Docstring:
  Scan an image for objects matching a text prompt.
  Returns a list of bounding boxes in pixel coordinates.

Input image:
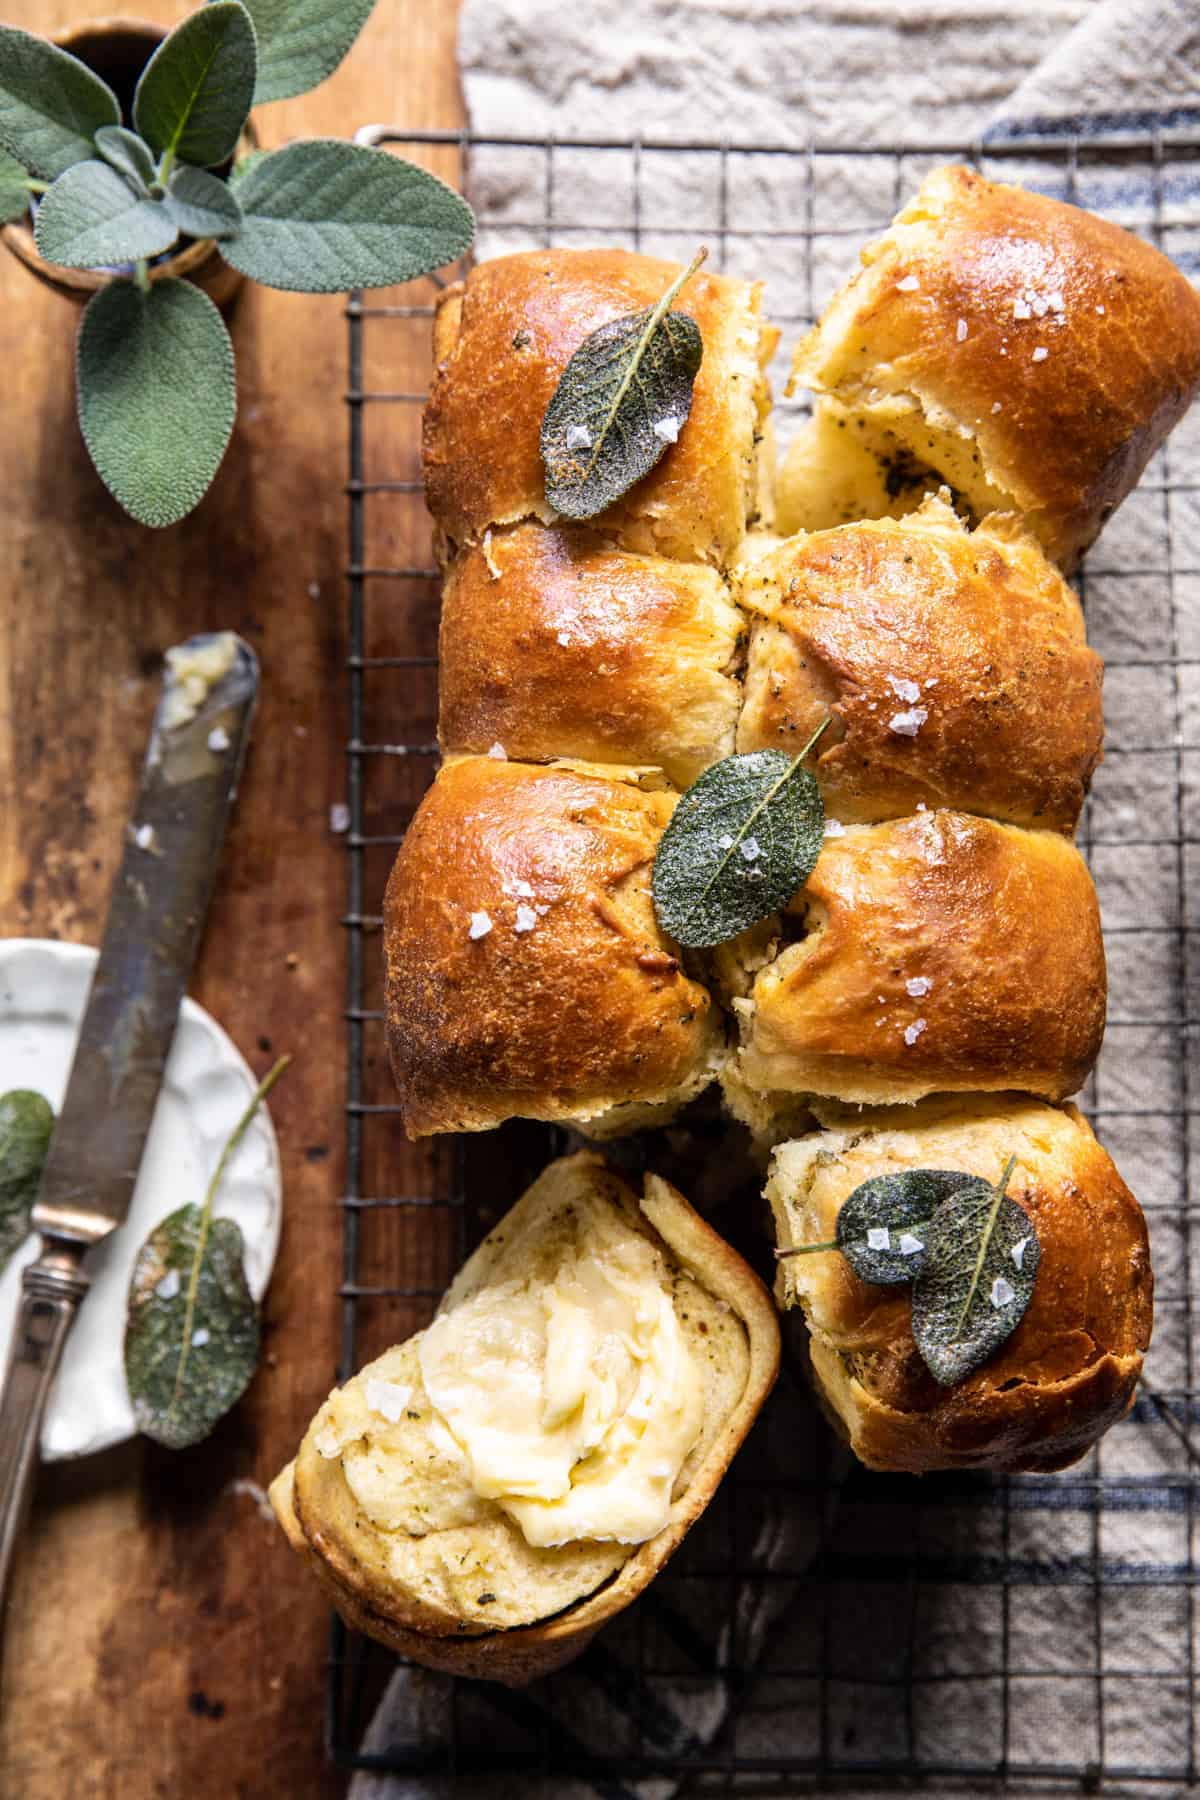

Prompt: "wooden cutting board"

[0,5,462,1795]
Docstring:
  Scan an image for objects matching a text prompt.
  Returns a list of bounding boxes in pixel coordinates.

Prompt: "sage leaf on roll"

[0,1089,53,1277]
[911,1156,1040,1386]
[651,721,828,949]
[124,1055,288,1450]
[778,1156,1041,1387]
[779,1168,979,1286]
[541,247,707,520]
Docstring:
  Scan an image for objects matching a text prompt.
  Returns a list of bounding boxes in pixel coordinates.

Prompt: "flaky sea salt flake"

[565,423,593,450]
[366,1378,413,1423]
[468,911,493,940]
[1031,346,1049,363]
[906,976,933,997]
[514,905,538,933]
[895,274,920,292]
[653,415,681,443]
[899,1233,924,1257]
[867,1227,891,1251]
[888,707,928,738]
[990,1276,1016,1309]
[903,1018,927,1046]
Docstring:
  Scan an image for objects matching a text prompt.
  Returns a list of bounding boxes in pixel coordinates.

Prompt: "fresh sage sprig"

[0,3,475,526]
[652,720,829,949]
[124,1054,288,1449]
[0,1089,53,1278]
[541,246,707,520]
[779,1156,1041,1387]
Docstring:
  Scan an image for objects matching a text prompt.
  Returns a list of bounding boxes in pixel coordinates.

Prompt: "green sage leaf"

[234,0,377,104]
[0,25,119,180]
[165,163,242,240]
[222,138,474,292]
[780,1168,980,1285]
[124,1055,288,1449]
[76,277,236,528]
[911,1157,1041,1386]
[93,125,157,194]
[134,1,257,170]
[0,1090,53,1277]
[651,724,828,949]
[540,248,706,521]
[36,160,178,270]
[0,146,30,224]
[124,1204,259,1448]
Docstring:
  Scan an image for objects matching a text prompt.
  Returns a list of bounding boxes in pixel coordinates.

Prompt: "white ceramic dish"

[0,938,282,1460]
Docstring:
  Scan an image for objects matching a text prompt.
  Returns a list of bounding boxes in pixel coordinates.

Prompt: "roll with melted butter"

[270,1153,780,1685]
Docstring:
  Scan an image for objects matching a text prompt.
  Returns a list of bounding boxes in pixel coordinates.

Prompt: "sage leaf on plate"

[77,276,236,528]
[911,1156,1041,1386]
[0,25,120,180]
[235,0,377,104]
[36,160,178,270]
[0,147,30,225]
[134,1,257,171]
[124,1056,288,1450]
[652,721,828,949]
[778,1168,979,1285]
[165,164,243,240]
[222,139,474,291]
[93,125,157,195]
[0,1089,53,1278]
[541,247,706,521]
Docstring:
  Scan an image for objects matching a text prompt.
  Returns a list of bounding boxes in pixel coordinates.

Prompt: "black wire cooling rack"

[332,129,1200,1790]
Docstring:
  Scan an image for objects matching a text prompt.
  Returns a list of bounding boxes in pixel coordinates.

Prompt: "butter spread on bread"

[418,1209,704,1547]
[270,1153,781,1684]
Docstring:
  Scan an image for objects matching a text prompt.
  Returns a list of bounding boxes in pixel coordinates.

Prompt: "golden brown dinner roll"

[438,522,745,788]
[384,756,724,1137]
[736,493,1103,832]
[423,248,777,565]
[767,1096,1152,1472]
[722,809,1105,1108]
[781,164,1200,567]
[271,1152,781,1683]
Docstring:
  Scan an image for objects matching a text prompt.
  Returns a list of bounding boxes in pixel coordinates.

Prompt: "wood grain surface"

[0,5,462,1794]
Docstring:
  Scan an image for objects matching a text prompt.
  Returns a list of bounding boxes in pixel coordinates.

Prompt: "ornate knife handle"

[0,1243,90,1629]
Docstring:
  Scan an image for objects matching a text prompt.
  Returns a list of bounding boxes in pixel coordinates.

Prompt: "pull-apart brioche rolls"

[384,757,723,1138]
[781,164,1200,568]
[423,248,778,565]
[270,1152,780,1684]
[722,809,1105,1110]
[767,1096,1152,1473]
[736,494,1103,833]
[439,522,745,788]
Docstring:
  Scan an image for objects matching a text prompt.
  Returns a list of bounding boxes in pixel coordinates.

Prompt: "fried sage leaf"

[124,1056,288,1449]
[652,723,828,949]
[541,246,706,521]
[779,1168,980,1285]
[0,1089,53,1277]
[911,1157,1041,1386]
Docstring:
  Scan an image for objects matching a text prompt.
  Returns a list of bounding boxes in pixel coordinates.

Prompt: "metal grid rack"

[333,129,1200,1789]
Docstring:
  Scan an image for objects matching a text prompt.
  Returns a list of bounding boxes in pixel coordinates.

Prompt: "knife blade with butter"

[0,631,259,1625]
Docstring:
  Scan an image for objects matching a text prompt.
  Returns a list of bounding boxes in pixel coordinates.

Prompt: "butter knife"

[0,632,259,1625]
